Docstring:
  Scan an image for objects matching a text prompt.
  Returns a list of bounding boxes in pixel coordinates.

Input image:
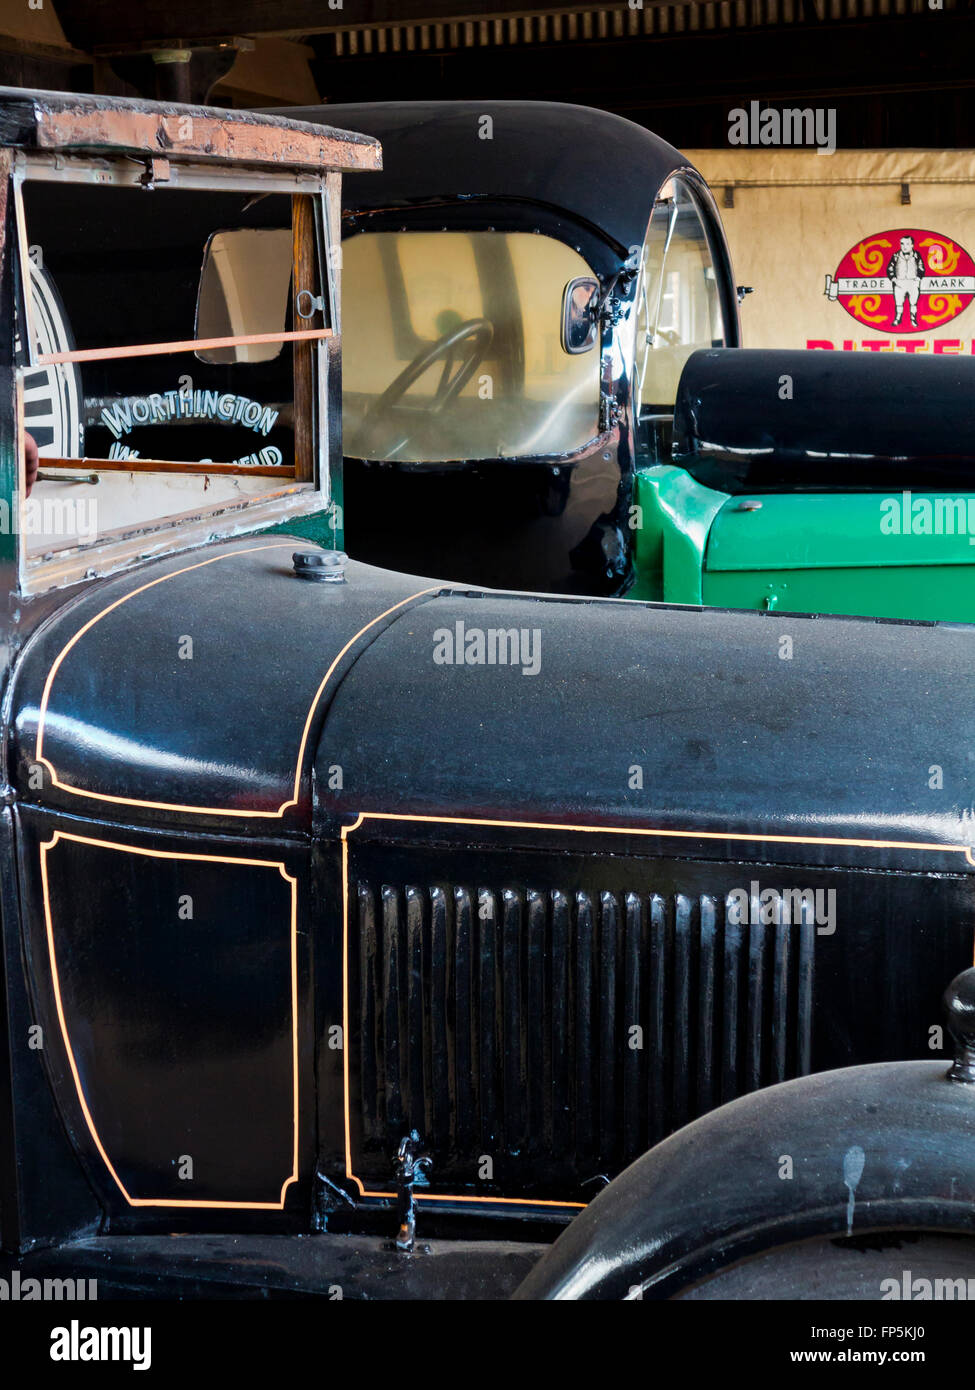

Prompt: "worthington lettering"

[100,389,279,440]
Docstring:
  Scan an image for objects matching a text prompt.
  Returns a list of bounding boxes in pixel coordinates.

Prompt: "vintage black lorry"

[1,87,975,1300]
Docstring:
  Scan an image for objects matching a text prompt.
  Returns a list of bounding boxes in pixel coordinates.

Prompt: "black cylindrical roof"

[285,100,694,258]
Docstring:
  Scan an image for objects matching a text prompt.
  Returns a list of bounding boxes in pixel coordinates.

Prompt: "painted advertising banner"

[687,149,975,356]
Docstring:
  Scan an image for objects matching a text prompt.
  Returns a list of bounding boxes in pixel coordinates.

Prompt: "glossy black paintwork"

[7,548,975,1236]
[16,808,314,1214]
[334,835,971,1206]
[19,536,968,872]
[9,541,440,834]
[318,585,975,868]
[515,1057,975,1299]
[3,94,975,1295]
[0,807,102,1251]
[513,969,975,1299]
[286,101,692,269]
[3,539,975,1265]
[675,347,975,493]
[16,547,975,867]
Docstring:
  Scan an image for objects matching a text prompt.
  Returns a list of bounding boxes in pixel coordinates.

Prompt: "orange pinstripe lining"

[38,812,975,1216]
[34,552,975,1212]
[33,544,438,817]
[42,831,299,1210]
[339,811,975,1212]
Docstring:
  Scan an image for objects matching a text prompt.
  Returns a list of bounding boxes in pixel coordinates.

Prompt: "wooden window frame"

[14,158,337,596]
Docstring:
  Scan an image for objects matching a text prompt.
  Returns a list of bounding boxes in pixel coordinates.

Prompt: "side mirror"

[561,276,600,354]
[195,227,293,364]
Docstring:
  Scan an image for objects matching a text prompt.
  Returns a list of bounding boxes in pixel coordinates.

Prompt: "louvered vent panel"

[348,873,815,1202]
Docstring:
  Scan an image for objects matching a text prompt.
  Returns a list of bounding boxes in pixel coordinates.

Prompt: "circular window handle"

[295,289,325,320]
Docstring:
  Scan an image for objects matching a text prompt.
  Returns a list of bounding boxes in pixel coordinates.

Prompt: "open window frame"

[12,150,340,596]
[631,167,740,454]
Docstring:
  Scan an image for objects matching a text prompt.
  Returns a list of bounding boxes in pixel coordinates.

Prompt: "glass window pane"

[21,183,296,352]
[196,228,293,363]
[23,346,300,559]
[342,230,601,463]
[19,183,322,565]
[81,349,294,468]
[635,178,726,417]
[20,185,301,468]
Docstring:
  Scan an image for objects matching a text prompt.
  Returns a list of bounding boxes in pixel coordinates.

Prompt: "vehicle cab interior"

[292,100,740,599]
[342,229,602,465]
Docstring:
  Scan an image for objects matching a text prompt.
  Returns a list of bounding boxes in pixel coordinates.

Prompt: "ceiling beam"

[54,0,686,48]
[311,13,975,108]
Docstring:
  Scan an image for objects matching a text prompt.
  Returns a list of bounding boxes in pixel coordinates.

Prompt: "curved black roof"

[283,100,695,259]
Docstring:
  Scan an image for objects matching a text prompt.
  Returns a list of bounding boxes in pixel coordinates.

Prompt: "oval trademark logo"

[823,228,975,333]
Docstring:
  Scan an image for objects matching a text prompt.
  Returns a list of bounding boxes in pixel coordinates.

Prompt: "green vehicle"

[630,344,975,624]
[283,100,975,624]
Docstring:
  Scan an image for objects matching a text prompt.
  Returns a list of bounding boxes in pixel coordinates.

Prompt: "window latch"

[295,289,326,320]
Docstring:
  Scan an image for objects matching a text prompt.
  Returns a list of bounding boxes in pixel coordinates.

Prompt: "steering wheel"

[356,317,493,458]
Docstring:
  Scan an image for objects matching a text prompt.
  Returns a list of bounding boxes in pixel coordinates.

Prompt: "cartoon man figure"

[887,234,926,328]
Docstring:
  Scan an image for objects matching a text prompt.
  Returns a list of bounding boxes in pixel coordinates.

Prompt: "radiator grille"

[348,874,815,1202]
